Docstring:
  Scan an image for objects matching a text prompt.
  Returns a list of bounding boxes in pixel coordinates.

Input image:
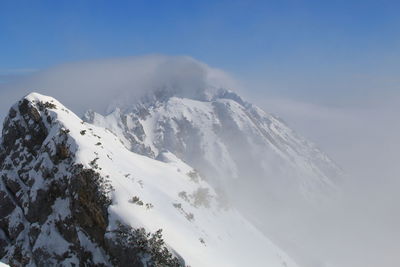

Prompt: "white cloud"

[0,55,238,123]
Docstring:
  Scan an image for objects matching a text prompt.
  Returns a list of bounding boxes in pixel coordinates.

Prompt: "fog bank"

[251,96,400,267]
[0,55,399,267]
[0,55,237,124]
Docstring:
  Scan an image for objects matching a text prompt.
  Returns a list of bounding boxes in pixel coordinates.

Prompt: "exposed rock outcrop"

[0,95,184,266]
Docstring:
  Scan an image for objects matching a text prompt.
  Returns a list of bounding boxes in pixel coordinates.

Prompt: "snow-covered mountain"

[84,88,340,208]
[0,93,299,266]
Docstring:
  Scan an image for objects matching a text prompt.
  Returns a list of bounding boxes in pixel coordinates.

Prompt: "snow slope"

[85,89,340,204]
[0,93,299,267]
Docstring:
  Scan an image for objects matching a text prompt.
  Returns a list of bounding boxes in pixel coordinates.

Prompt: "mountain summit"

[85,88,340,208]
[0,93,298,266]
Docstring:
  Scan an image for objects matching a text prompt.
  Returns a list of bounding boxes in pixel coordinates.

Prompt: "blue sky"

[1,0,400,105]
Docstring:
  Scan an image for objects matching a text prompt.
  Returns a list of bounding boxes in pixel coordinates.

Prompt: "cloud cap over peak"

[0,55,238,120]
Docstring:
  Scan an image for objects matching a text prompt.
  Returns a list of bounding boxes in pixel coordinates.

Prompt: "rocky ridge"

[0,93,298,267]
[85,88,340,204]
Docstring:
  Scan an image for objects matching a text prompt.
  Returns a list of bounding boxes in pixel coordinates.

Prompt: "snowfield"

[85,89,340,205]
[0,93,299,267]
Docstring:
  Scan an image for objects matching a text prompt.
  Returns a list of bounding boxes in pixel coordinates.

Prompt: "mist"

[249,95,400,267]
[0,55,237,126]
[0,55,399,267]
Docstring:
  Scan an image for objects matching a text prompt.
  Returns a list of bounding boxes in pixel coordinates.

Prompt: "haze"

[1,1,399,267]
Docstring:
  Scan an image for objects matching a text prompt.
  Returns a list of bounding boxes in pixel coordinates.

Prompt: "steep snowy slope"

[85,88,340,204]
[0,93,299,267]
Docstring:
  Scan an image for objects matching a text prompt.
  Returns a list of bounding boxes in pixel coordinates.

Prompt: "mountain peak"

[0,93,298,267]
[86,88,339,202]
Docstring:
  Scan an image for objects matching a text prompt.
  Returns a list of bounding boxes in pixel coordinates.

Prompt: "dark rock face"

[2,100,47,157]
[0,97,185,266]
[0,98,108,266]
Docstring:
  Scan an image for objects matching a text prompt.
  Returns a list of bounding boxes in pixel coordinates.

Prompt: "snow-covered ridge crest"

[85,87,341,205]
[0,92,299,267]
